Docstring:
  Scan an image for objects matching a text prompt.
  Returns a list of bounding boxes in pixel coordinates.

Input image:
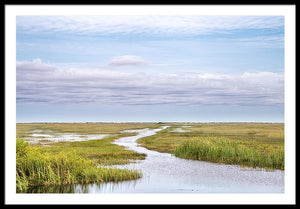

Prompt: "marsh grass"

[16,123,154,192]
[16,139,142,193]
[173,137,284,170]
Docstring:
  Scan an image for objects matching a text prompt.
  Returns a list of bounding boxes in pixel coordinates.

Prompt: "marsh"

[16,123,284,193]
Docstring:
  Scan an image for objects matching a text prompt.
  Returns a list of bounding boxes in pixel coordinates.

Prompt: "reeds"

[16,139,142,193]
[173,137,284,170]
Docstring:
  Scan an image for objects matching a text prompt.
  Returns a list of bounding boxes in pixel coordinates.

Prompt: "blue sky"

[16,15,284,122]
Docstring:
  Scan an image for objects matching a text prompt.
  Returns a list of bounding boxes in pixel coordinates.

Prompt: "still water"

[28,126,284,193]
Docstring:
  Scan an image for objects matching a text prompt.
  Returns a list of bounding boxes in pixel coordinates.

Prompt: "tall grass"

[16,139,142,193]
[174,137,284,170]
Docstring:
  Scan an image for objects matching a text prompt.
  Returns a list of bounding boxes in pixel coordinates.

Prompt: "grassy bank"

[16,123,161,193]
[16,139,142,193]
[173,137,284,170]
[137,123,284,170]
[39,133,147,166]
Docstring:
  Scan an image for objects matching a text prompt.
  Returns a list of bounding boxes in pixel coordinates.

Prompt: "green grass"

[173,137,284,170]
[137,123,284,170]
[16,139,142,193]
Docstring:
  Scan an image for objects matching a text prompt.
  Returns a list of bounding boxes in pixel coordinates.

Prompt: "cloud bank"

[16,59,284,106]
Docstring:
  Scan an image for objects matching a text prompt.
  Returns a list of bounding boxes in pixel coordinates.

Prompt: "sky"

[16,15,284,123]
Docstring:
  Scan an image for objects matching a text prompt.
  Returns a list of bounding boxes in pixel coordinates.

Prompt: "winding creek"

[27,126,284,193]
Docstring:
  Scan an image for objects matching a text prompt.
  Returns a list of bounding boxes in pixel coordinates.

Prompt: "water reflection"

[27,180,141,193]
[27,184,77,193]
[84,180,140,193]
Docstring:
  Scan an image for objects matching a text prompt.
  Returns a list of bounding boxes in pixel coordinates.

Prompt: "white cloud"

[16,15,284,36]
[108,55,148,66]
[16,59,284,106]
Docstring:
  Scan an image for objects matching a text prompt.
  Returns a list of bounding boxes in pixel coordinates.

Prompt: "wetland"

[16,122,284,193]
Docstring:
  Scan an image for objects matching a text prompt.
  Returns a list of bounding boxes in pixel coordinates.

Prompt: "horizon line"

[16,121,284,124]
